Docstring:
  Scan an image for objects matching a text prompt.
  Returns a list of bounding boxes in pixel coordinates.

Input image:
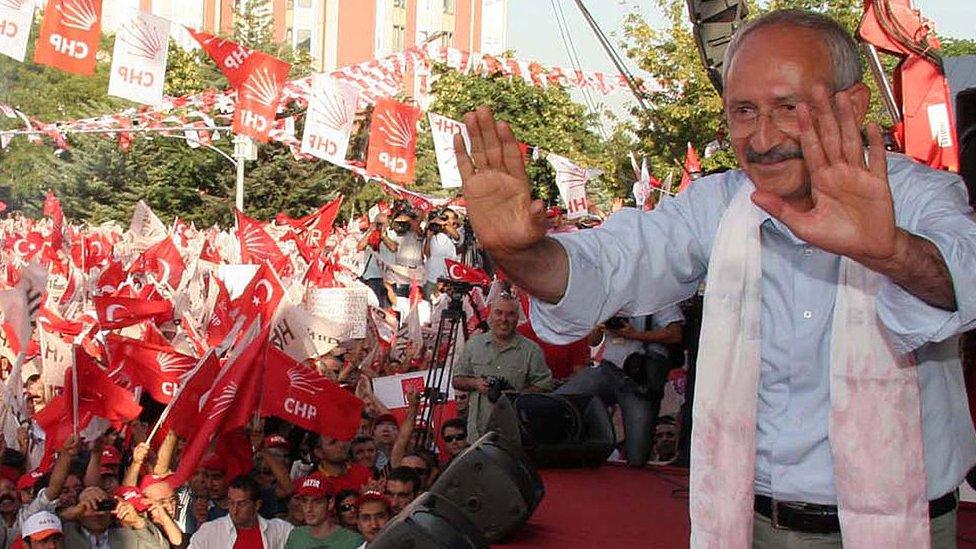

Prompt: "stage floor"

[502,464,976,548]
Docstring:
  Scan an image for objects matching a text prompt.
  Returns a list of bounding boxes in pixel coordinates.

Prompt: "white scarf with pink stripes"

[689,182,930,547]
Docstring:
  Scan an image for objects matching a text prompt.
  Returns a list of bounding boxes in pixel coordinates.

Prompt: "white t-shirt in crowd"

[425,232,458,283]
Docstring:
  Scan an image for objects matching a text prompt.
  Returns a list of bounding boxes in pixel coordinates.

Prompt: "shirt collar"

[737,171,809,246]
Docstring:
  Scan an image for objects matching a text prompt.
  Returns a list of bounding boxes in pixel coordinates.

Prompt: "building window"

[393,24,405,50]
[443,0,455,14]
[298,0,312,6]
[297,29,311,52]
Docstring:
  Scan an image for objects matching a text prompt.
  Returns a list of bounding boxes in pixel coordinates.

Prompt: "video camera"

[485,375,513,403]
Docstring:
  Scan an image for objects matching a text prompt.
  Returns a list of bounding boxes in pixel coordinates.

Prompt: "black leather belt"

[754,492,957,534]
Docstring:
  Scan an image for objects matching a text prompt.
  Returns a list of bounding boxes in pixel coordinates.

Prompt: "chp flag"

[34,0,103,76]
[300,75,359,166]
[366,97,420,184]
[108,10,170,106]
[427,112,471,189]
[186,28,252,88]
[232,51,291,143]
[547,153,601,220]
[0,0,35,62]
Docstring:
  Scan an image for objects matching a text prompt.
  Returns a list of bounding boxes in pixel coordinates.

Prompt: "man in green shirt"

[453,293,554,441]
[284,473,364,549]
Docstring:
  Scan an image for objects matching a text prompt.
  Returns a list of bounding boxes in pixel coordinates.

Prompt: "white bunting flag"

[0,0,34,62]
[300,75,359,166]
[108,10,170,106]
[547,153,600,219]
[428,112,471,189]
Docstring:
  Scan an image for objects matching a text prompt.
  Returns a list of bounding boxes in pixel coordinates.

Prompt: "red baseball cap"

[114,486,150,513]
[263,434,291,450]
[374,414,399,427]
[355,490,391,508]
[100,447,122,466]
[16,470,44,491]
[138,473,172,492]
[0,465,21,484]
[293,473,333,499]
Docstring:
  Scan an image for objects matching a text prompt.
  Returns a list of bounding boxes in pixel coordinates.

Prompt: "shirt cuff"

[876,280,959,355]
[529,235,608,345]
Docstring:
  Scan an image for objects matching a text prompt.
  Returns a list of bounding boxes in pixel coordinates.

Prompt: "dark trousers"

[556,356,670,467]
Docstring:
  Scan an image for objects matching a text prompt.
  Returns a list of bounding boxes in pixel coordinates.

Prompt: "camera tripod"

[414,279,479,452]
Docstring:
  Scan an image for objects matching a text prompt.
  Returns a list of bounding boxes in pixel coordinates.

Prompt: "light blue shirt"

[530,153,976,504]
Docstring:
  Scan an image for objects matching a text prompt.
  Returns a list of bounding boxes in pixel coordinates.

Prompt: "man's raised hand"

[454,107,547,256]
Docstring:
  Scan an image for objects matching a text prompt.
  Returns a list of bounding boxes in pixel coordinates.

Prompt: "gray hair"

[721,9,863,92]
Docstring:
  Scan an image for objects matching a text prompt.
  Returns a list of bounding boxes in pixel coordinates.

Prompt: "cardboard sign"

[214,264,259,300]
[39,327,73,386]
[303,287,368,339]
[372,370,455,408]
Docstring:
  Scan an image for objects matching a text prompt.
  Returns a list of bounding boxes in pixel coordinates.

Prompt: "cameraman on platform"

[423,208,460,299]
[452,293,553,442]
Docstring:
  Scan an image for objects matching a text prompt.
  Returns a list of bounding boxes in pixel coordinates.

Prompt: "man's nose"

[750,113,786,154]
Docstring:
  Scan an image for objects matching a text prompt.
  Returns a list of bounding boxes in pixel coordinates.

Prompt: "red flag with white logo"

[34,0,103,76]
[444,259,492,287]
[186,27,252,88]
[157,350,221,441]
[235,210,290,275]
[170,323,268,488]
[94,295,173,329]
[232,51,291,143]
[106,334,195,404]
[0,0,35,62]
[366,98,420,184]
[275,196,343,258]
[260,347,363,440]
[108,10,169,106]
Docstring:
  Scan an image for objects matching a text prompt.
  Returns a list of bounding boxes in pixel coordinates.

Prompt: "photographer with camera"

[58,486,169,547]
[385,202,425,306]
[422,208,460,300]
[452,293,553,442]
[555,306,684,467]
[357,211,398,309]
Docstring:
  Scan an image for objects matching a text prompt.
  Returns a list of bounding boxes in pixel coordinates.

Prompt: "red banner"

[366,97,420,184]
[34,0,103,76]
[186,28,252,88]
[231,51,291,143]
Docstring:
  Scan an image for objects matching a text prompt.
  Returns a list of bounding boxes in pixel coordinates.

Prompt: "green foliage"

[940,37,976,58]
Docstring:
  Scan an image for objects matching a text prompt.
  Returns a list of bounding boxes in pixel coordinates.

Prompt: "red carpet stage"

[502,464,976,548]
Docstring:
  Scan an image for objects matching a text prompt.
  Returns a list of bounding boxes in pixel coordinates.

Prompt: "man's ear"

[850,82,872,126]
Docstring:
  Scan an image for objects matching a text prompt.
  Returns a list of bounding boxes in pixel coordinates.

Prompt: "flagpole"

[71,355,79,437]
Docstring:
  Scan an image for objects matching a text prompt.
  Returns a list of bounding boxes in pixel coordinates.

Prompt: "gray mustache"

[746,146,803,164]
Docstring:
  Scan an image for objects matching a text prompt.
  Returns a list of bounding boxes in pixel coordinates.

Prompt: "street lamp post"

[232,135,258,212]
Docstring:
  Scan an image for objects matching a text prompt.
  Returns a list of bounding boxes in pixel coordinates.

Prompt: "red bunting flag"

[232,51,291,143]
[260,347,363,440]
[186,28,252,88]
[366,98,420,184]
[34,0,103,76]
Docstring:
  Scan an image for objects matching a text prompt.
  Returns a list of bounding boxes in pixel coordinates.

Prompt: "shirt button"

[802,311,813,319]
[803,248,813,256]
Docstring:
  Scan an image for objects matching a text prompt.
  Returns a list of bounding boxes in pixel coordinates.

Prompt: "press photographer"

[422,207,460,299]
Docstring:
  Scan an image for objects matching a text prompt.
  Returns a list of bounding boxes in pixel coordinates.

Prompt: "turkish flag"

[170,324,269,488]
[235,210,290,275]
[677,142,702,194]
[444,259,492,287]
[106,334,195,404]
[43,191,64,250]
[96,260,127,294]
[233,263,284,331]
[130,236,184,289]
[186,28,252,88]
[260,347,363,440]
[231,51,291,143]
[366,98,420,183]
[34,0,103,76]
[94,295,173,329]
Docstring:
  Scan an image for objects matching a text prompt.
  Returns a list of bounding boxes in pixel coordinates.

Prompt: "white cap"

[22,511,62,541]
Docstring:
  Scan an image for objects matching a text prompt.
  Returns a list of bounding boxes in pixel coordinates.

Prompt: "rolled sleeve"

[879,162,976,353]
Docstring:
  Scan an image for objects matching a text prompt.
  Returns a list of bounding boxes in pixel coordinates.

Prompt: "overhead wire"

[549,0,610,140]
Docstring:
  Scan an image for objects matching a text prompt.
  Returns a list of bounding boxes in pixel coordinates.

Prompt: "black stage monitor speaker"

[515,393,615,468]
[430,431,544,543]
[369,492,489,549]
[956,88,976,206]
